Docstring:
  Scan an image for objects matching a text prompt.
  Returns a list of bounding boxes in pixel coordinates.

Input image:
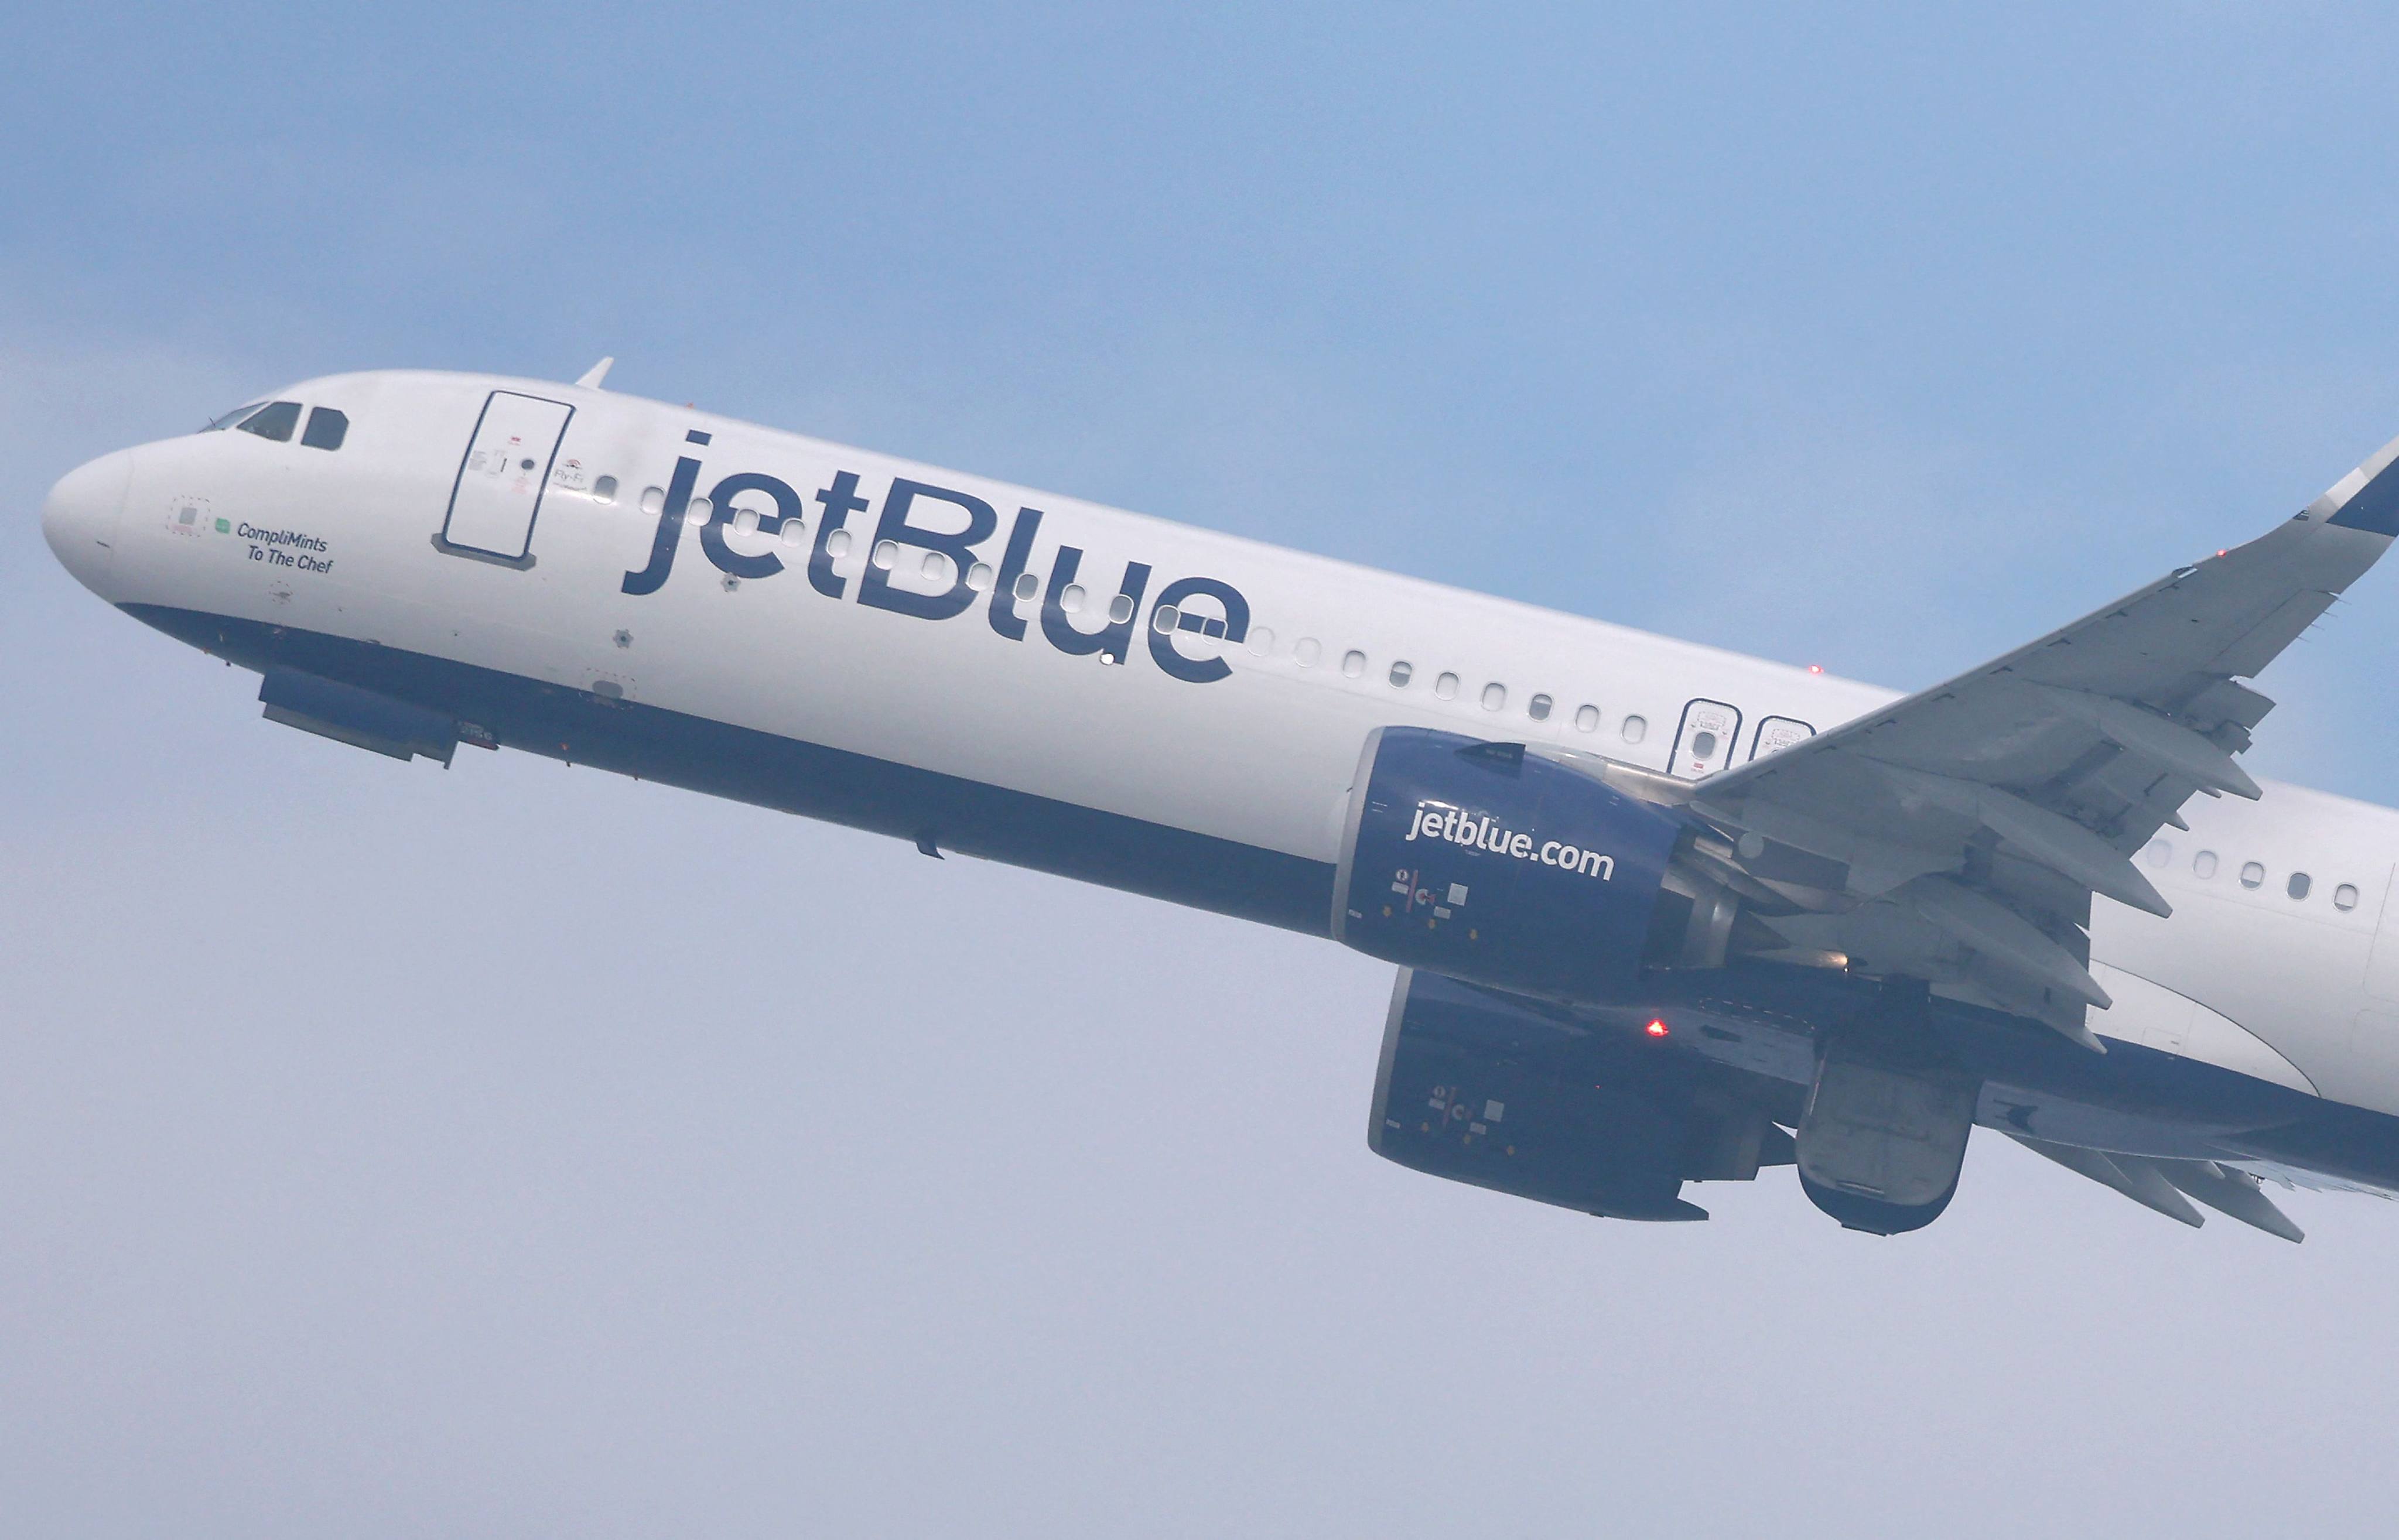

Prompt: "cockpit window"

[302,406,349,451]
[235,401,302,443]
[203,401,266,432]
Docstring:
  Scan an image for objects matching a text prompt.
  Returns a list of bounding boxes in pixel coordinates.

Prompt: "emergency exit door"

[1749,715,1816,761]
[1669,698,1742,779]
[439,390,574,563]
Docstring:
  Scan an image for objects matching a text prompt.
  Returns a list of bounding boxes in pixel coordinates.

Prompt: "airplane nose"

[43,450,132,594]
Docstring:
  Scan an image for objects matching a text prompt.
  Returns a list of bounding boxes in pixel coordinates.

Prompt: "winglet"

[576,356,616,390]
[2316,429,2399,536]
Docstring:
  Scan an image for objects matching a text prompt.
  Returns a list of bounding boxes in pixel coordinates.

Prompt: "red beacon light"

[1807,664,1823,675]
[1645,1019,1670,1038]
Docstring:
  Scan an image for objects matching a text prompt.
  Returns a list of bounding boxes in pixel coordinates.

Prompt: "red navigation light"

[1645,1019,1669,1038]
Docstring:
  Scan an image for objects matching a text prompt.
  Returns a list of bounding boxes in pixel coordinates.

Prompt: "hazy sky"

[9,5,2399,1534]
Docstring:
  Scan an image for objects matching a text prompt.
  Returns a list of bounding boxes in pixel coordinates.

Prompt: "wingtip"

[2316,429,2399,536]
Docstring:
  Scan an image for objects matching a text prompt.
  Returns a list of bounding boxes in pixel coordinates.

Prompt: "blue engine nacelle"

[1369,969,1792,1221]
[1332,727,1689,1003]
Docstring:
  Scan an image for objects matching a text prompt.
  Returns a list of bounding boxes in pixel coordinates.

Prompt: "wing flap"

[2010,1135,2206,1227]
[2155,1159,2305,1242]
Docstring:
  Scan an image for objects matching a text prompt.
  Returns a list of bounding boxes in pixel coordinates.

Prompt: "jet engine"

[1369,968,1793,1220]
[1332,726,1807,1003]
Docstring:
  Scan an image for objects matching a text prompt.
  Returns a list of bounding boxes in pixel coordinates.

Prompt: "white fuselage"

[45,370,2399,1124]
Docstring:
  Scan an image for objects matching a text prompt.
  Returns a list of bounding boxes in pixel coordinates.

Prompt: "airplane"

[42,357,2399,1241]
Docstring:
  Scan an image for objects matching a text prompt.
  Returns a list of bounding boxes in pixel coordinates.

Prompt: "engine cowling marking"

[1334,727,1687,1002]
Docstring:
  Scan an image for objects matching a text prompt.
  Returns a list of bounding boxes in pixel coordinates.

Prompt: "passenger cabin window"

[1341,649,1366,679]
[1574,704,1601,733]
[300,406,348,450]
[2193,851,2218,879]
[1296,638,1321,667]
[593,475,619,504]
[236,401,302,442]
[2289,872,2312,901]
[1389,661,1413,687]
[1528,693,1553,721]
[2338,884,2361,911]
[1621,715,1648,744]
[1481,682,1506,711]
[1434,672,1460,700]
[1153,605,1180,634]
[2240,861,2265,889]
[2143,840,2171,867]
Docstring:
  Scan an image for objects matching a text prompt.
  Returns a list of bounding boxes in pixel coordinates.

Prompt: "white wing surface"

[1691,433,2399,1047]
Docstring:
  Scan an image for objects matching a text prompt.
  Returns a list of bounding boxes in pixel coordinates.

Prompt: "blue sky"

[9,5,2399,1534]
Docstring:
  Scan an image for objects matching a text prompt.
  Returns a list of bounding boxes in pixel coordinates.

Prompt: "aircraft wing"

[1691,432,2399,1048]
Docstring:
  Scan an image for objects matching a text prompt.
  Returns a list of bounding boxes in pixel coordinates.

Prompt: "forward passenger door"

[437,390,575,566]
